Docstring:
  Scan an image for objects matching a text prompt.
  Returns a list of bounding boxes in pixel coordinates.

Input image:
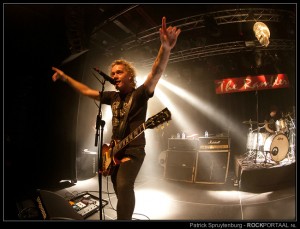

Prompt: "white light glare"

[253,22,270,47]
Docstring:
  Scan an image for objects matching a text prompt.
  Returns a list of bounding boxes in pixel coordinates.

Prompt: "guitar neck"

[113,123,146,155]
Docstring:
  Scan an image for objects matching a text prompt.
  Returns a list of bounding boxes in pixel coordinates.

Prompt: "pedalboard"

[69,192,108,219]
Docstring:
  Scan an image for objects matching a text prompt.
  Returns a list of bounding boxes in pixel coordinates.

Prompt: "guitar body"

[101,141,122,177]
[100,107,172,177]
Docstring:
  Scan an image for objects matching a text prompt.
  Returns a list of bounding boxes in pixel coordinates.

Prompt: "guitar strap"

[116,90,135,140]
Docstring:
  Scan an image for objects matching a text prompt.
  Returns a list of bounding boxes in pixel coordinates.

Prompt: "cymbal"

[284,112,294,118]
[242,120,258,125]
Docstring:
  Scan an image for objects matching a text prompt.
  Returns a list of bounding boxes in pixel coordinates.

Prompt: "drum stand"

[251,90,277,166]
[286,129,296,162]
[286,113,296,162]
[253,126,267,164]
[244,125,257,164]
[261,150,276,166]
[253,89,261,165]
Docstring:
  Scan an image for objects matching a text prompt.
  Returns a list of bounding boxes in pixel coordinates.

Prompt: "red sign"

[215,74,290,94]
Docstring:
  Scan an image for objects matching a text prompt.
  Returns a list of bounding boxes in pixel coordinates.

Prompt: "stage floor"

[50,158,296,221]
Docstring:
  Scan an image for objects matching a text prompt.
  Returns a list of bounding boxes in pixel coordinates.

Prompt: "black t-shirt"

[101,84,153,148]
[264,112,281,132]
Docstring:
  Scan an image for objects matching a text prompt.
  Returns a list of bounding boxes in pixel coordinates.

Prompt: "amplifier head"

[168,139,198,151]
[198,137,229,150]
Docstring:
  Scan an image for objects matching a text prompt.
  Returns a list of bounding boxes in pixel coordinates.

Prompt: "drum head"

[268,134,289,162]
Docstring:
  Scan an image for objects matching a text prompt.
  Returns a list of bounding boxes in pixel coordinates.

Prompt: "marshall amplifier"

[198,137,229,150]
[196,137,230,184]
[168,139,199,151]
[194,150,230,184]
[164,150,197,182]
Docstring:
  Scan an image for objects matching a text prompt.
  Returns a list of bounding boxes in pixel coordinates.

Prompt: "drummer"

[263,105,282,134]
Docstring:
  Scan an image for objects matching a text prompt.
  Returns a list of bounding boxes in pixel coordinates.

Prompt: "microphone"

[93,67,116,85]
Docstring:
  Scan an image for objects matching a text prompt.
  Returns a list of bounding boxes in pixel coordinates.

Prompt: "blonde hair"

[110,59,137,88]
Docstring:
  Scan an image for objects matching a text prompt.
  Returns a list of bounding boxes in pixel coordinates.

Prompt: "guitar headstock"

[145,107,172,129]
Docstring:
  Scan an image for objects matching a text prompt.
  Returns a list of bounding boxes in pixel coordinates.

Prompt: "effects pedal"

[69,192,101,219]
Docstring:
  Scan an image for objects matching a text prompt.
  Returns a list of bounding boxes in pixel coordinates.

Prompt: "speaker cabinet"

[195,150,230,184]
[79,153,97,180]
[164,150,196,182]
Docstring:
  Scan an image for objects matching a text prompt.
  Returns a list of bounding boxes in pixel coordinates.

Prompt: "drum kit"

[243,112,296,165]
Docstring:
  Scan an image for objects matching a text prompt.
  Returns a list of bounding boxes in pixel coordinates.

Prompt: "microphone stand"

[94,79,106,220]
[254,89,259,164]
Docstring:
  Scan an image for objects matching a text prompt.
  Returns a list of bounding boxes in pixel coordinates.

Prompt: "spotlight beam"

[158,79,245,142]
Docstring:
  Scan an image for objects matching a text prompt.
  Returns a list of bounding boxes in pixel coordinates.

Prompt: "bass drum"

[264,133,289,162]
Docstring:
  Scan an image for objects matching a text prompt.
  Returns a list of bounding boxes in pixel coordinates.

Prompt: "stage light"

[253,22,270,47]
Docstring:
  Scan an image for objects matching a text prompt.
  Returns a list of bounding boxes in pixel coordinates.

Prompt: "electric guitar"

[100,107,172,177]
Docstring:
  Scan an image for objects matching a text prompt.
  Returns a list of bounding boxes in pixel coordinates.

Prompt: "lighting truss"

[105,8,295,53]
[137,39,295,67]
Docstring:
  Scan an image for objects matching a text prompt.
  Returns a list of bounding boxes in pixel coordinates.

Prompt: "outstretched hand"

[159,17,181,50]
[51,67,66,82]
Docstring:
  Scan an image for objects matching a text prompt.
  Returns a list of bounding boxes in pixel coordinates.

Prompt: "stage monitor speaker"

[36,189,84,220]
[239,162,295,191]
[194,150,230,184]
[164,150,196,182]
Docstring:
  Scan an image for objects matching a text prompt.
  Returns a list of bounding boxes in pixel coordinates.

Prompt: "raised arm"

[52,67,100,100]
[144,17,181,94]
